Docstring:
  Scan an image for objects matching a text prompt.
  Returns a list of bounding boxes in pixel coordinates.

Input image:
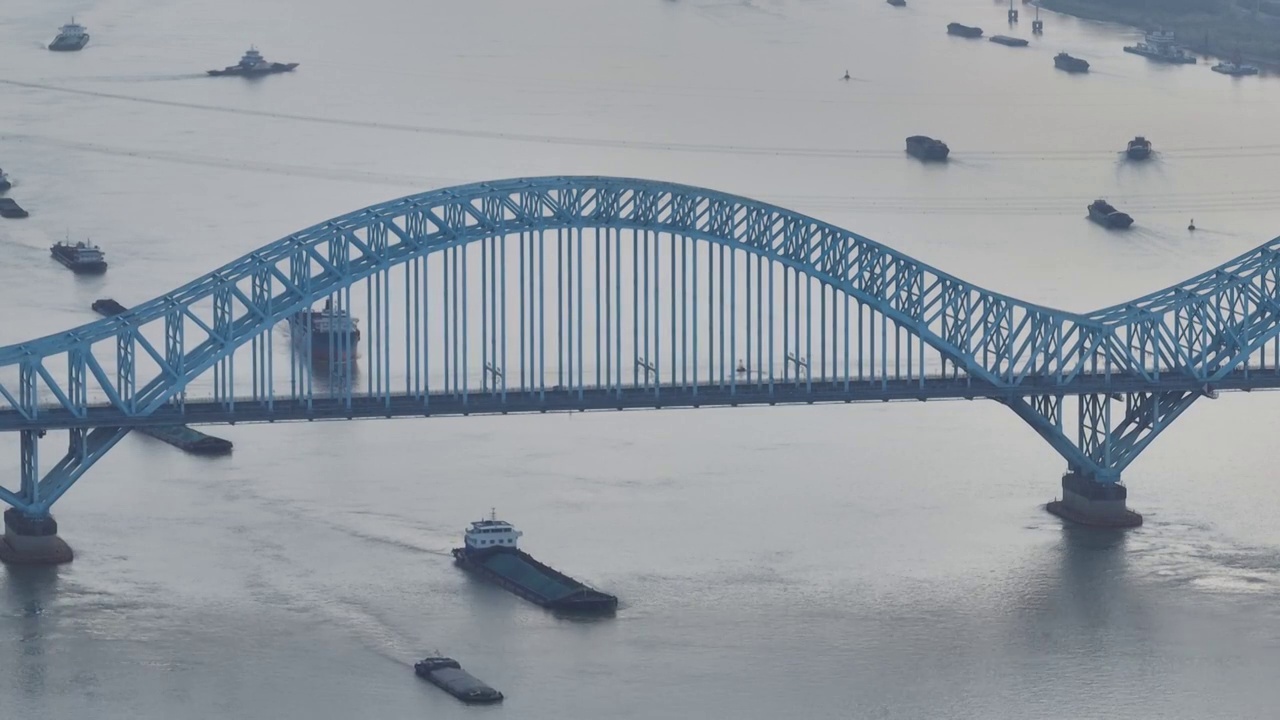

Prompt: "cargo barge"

[414,657,503,704]
[91,298,233,456]
[0,198,28,218]
[452,512,618,614]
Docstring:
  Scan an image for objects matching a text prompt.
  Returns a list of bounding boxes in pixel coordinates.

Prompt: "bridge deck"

[3,370,1278,431]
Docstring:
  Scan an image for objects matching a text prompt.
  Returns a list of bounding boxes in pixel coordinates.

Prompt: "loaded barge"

[91,298,233,456]
[452,512,618,614]
[414,657,503,704]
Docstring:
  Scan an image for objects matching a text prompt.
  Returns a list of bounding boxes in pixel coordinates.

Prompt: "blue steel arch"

[3,176,1280,517]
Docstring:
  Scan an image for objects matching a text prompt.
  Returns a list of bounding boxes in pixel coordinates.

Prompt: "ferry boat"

[207,47,299,77]
[1123,30,1196,64]
[414,657,504,704]
[451,512,618,614]
[1088,199,1134,229]
[0,168,10,193]
[1054,52,1090,73]
[1211,60,1259,76]
[947,23,983,39]
[288,299,360,361]
[48,19,89,51]
[51,239,107,273]
[905,135,949,161]
[989,35,1029,47]
[1125,136,1152,160]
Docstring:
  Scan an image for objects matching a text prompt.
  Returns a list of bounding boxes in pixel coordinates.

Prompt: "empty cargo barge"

[452,512,618,614]
[91,298,233,456]
[414,657,503,704]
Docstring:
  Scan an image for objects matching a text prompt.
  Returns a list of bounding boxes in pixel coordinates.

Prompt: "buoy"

[1188,219,1196,231]
[842,70,851,81]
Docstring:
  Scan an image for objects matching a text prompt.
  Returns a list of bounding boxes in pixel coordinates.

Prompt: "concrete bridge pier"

[0,508,73,565]
[1046,472,1143,528]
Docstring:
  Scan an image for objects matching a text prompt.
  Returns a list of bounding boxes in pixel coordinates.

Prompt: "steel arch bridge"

[3,176,1280,523]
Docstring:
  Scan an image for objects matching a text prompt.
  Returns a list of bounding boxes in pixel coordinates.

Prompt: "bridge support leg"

[0,508,72,565]
[1046,472,1143,528]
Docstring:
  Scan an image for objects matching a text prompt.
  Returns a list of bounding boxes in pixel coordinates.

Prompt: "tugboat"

[288,299,360,362]
[905,135,950,161]
[989,35,1029,47]
[947,23,984,38]
[207,47,299,77]
[1087,199,1134,229]
[0,198,28,219]
[414,657,504,704]
[1212,60,1259,76]
[50,239,107,273]
[0,169,10,193]
[1054,52,1090,73]
[1125,136,1152,160]
[48,19,89,51]
[451,511,618,614]
[1123,30,1196,64]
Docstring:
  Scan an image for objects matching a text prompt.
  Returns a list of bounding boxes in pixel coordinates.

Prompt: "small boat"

[1212,60,1259,76]
[947,23,983,38]
[1123,30,1196,64]
[50,239,107,273]
[1054,52,1090,73]
[905,135,949,161]
[1125,136,1152,160]
[48,19,89,52]
[207,47,299,77]
[1088,199,1134,229]
[989,35,1029,47]
[414,657,504,704]
[887,0,906,6]
[0,198,28,219]
[0,168,10,193]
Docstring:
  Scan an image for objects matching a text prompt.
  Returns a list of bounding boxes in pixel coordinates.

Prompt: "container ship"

[452,512,618,614]
[289,299,360,362]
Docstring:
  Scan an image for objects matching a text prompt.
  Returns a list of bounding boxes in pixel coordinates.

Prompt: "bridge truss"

[3,176,1280,518]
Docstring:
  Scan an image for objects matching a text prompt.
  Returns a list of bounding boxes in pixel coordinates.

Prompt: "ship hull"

[453,547,618,614]
[208,63,299,77]
[51,251,106,274]
[1126,147,1151,160]
[287,316,359,361]
[1122,46,1196,64]
[48,36,89,51]
[0,199,27,218]
[414,663,503,704]
[1054,57,1090,73]
[1088,208,1133,229]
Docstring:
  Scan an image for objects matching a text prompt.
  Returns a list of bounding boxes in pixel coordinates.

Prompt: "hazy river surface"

[3,0,1280,717]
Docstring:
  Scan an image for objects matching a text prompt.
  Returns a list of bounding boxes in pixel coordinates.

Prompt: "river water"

[3,0,1280,717]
